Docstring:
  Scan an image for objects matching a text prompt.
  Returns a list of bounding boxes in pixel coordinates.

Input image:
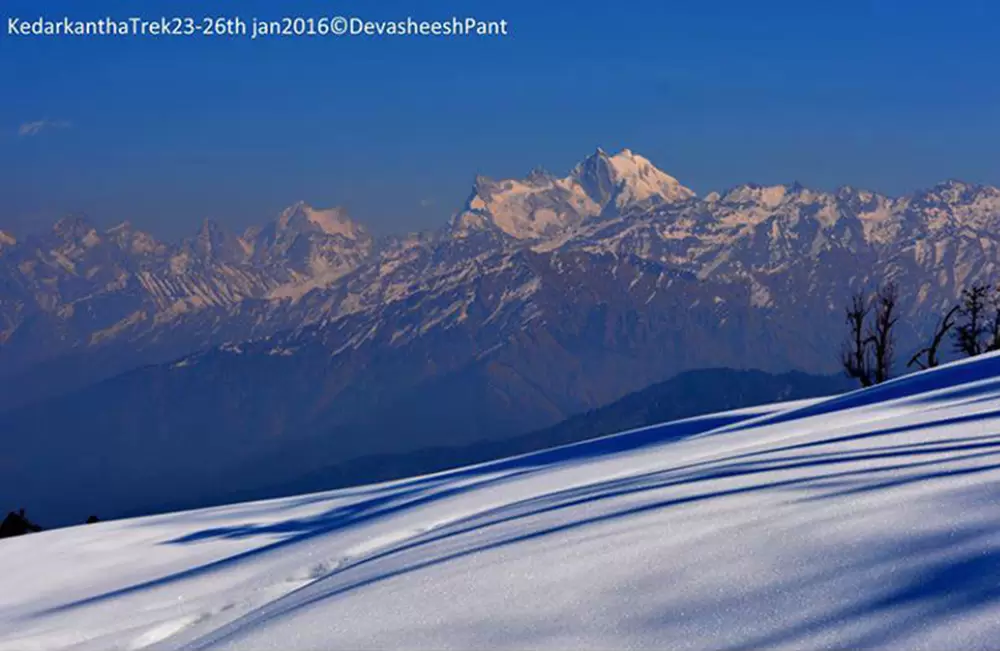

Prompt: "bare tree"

[908,305,960,370]
[841,289,873,387]
[954,283,991,357]
[988,284,1000,352]
[868,282,899,384]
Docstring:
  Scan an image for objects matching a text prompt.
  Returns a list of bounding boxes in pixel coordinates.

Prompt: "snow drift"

[3,353,1000,650]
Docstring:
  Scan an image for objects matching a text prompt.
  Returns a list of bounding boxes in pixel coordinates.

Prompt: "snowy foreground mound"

[5,355,1000,650]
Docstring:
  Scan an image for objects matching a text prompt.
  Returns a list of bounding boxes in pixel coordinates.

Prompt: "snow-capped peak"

[184,218,251,263]
[569,148,619,205]
[0,230,16,248]
[452,148,693,241]
[600,148,695,206]
[912,179,999,207]
[51,215,97,240]
[277,201,365,240]
[720,184,792,208]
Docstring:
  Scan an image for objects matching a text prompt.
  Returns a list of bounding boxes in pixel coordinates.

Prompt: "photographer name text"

[6,15,510,40]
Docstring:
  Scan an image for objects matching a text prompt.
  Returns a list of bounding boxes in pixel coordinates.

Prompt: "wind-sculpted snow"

[4,354,1000,649]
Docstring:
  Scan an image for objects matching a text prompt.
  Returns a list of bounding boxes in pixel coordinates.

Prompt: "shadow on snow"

[30,353,1000,650]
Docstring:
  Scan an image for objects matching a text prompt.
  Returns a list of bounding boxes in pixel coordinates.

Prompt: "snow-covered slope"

[4,351,1000,651]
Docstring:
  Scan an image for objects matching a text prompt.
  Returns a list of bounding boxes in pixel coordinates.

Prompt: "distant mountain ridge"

[3,146,999,524]
[520,368,853,450]
[3,148,998,413]
[235,368,853,513]
[0,367,850,526]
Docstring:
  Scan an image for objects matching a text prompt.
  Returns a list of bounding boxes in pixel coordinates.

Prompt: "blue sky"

[2,0,999,239]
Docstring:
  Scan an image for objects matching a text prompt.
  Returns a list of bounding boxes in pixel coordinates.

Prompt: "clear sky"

[3,0,999,239]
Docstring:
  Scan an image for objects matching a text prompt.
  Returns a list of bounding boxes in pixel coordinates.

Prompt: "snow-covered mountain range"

[4,352,1000,650]
[3,150,1000,492]
[3,146,1000,529]
[3,148,998,412]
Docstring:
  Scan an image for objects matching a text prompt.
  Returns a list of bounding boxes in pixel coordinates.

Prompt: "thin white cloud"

[18,119,72,137]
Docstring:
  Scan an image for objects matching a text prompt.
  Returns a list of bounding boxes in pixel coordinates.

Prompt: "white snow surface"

[5,353,1000,650]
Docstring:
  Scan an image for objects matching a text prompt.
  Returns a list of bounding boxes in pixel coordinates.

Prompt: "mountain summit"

[572,147,694,209]
[0,230,15,252]
[272,202,367,240]
[453,148,694,240]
